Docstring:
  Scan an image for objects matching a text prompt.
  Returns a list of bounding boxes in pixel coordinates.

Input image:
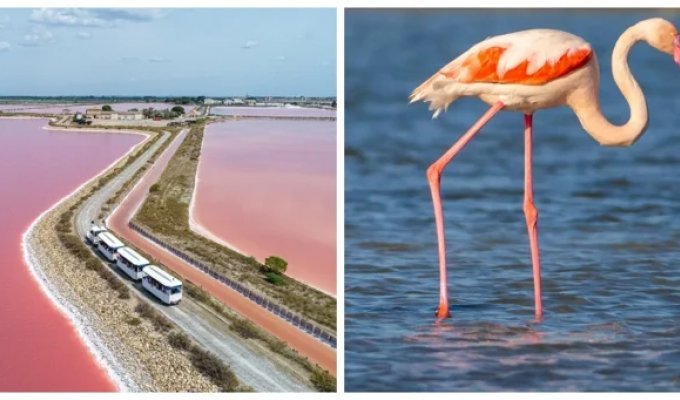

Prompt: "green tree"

[171,106,185,114]
[102,104,112,111]
[264,256,288,275]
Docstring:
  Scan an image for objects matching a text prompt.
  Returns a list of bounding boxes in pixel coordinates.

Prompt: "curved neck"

[572,23,649,147]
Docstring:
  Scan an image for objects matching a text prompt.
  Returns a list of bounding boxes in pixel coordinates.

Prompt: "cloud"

[148,57,169,63]
[21,30,55,47]
[0,41,10,52]
[76,31,91,39]
[0,16,9,30]
[241,40,258,49]
[274,55,286,61]
[30,8,164,28]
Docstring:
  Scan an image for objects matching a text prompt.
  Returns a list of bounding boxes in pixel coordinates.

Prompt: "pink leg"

[523,114,543,319]
[427,101,504,319]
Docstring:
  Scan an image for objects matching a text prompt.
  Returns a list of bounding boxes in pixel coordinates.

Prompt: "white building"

[85,109,144,121]
[224,98,244,105]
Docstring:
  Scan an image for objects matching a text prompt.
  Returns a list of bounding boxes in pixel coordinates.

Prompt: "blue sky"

[0,8,336,96]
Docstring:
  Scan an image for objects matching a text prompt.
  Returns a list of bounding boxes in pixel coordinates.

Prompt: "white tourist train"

[116,246,149,281]
[142,265,183,305]
[86,224,107,245]
[85,223,183,305]
[96,231,125,262]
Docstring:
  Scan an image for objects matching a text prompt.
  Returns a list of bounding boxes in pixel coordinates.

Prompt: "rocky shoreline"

[22,128,217,392]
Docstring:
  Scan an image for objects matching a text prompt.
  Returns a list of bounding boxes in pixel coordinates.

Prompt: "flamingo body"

[411,30,599,115]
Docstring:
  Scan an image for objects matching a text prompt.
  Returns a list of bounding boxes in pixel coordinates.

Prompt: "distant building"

[85,109,144,121]
[203,98,221,105]
[224,98,244,106]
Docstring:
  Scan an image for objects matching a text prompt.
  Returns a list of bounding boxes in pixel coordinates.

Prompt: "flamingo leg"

[427,101,504,319]
[523,113,543,319]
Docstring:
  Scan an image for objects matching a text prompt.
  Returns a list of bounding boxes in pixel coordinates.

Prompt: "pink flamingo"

[410,18,680,320]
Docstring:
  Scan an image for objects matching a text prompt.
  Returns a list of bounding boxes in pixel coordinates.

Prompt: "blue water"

[345,10,680,392]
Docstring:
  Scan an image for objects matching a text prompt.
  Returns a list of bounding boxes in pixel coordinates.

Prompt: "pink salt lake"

[0,118,142,391]
[192,112,336,295]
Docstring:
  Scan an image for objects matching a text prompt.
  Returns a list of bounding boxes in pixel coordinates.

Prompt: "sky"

[0,8,336,96]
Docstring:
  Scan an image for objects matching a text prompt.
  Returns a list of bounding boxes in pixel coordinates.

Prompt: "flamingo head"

[641,18,680,65]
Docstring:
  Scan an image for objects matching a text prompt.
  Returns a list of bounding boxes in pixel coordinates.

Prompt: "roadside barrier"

[129,221,337,349]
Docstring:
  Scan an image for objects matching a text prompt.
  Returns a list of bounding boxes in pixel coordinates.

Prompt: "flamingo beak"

[674,35,680,66]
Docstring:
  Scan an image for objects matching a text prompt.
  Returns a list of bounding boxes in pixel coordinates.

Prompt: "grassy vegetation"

[168,331,192,351]
[48,126,243,392]
[133,123,336,332]
[310,369,337,392]
[183,280,335,392]
[134,303,173,332]
[130,296,244,391]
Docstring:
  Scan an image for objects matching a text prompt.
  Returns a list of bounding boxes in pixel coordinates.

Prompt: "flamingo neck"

[572,22,649,147]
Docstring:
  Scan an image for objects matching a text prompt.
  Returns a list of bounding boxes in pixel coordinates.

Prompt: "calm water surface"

[345,10,680,391]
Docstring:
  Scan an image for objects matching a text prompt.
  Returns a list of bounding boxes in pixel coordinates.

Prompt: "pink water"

[0,103,190,115]
[193,118,336,295]
[211,106,336,118]
[0,118,143,391]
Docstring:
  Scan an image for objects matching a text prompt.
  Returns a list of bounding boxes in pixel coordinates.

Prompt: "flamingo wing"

[444,30,592,85]
[410,29,593,108]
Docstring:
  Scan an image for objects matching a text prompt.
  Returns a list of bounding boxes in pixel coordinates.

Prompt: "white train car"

[86,224,107,245]
[116,247,149,281]
[142,265,182,305]
[96,231,125,262]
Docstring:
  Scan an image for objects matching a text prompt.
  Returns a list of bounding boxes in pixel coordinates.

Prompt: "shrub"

[127,317,141,326]
[149,183,160,193]
[185,282,210,303]
[134,302,173,332]
[168,332,192,351]
[265,272,285,286]
[85,259,99,270]
[189,349,239,392]
[229,319,260,340]
[268,339,287,354]
[310,369,336,392]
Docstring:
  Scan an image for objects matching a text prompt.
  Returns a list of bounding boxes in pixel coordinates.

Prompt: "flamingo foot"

[435,303,451,319]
